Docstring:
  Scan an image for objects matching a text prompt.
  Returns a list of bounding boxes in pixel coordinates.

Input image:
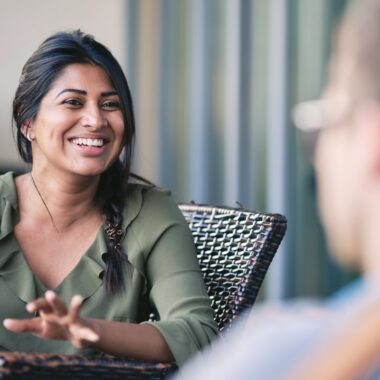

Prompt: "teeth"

[72,138,104,147]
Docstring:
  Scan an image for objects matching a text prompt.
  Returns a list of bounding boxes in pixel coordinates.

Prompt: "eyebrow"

[56,89,118,98]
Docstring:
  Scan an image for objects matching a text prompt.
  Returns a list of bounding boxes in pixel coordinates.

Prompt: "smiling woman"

[27,64,125,178]
[0,30,217,366]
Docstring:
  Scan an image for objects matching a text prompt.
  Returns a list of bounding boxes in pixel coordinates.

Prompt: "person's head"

[13,29,135,172]
[13,30,135,293]
[312,0,380,271]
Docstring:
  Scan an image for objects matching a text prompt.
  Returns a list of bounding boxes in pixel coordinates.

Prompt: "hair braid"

[98,160,130,294]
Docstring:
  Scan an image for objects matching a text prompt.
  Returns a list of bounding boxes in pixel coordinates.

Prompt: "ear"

[353,101,380,175]
[21,122,35,142]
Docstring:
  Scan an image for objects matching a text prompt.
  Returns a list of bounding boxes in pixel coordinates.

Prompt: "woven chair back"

[178,203,287,331]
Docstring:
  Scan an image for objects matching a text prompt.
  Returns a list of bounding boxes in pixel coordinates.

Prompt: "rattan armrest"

[0,352,177,379]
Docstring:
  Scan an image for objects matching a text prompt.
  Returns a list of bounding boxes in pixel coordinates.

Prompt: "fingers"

[69,324,99,347]
[45,290,68,316]
[66,295,100,347]
[26,297,53,314]
[5,292,93,348]
[3,318,42,334]
[26,292,85,327]
[26,291,76,319]
[69,295,83,321]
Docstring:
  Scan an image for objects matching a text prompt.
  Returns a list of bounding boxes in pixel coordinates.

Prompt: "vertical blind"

[124,0,353,299]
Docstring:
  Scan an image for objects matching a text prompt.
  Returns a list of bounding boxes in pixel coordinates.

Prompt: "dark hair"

[13,30,134,294]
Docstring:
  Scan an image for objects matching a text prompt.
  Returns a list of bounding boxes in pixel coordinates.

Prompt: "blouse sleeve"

[131,188,218,366]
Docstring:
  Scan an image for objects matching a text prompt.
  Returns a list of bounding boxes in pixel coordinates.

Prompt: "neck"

[25,168,102,233]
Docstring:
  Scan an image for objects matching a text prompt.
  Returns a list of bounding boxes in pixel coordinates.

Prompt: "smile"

[71,138,105,147]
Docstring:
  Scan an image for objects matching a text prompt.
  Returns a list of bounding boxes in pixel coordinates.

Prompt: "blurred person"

[0,30,217,366]
[173,0,380,378]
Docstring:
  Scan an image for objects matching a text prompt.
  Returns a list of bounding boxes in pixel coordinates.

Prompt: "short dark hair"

[13,30,135,293]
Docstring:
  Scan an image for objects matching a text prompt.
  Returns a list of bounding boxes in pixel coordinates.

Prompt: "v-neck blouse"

[0,172,217,366]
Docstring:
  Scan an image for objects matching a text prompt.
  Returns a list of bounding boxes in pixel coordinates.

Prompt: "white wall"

[0,0,126,167]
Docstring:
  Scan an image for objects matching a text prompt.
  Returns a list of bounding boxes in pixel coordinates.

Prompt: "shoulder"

[124,184,192,252]
[123,185,195,275]
[0,172,16,197]
[126,184,186,228]
[179,301,335,379]
[0,172,18,239]
[0,172,17,210]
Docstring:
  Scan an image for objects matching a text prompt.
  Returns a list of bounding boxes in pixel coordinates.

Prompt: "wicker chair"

[0,203,287,379]
[178,203,287,331]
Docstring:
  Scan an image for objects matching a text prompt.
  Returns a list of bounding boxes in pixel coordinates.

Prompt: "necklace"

[30,173,60,234]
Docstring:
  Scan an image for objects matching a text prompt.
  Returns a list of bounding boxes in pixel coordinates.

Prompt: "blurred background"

[0,0,356,300]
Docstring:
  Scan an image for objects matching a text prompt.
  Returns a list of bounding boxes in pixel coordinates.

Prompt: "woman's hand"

[3,291,173,361]
[3,290,99,348]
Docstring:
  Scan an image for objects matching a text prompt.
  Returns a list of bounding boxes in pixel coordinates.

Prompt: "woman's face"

[26,63,125,178]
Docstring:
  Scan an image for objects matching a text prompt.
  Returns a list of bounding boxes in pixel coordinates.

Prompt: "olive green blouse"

[0,172,217,366]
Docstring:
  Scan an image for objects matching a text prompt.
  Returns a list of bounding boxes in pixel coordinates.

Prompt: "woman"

[0,30,217,366]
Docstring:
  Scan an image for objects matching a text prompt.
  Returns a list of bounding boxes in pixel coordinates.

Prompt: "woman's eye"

[64,99,82,107]
[101,101,121,110]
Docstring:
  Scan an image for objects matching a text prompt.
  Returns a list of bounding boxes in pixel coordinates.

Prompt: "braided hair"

[13,30,135,294]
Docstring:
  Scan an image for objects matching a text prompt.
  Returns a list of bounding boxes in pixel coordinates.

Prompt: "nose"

[81,104,107,130]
